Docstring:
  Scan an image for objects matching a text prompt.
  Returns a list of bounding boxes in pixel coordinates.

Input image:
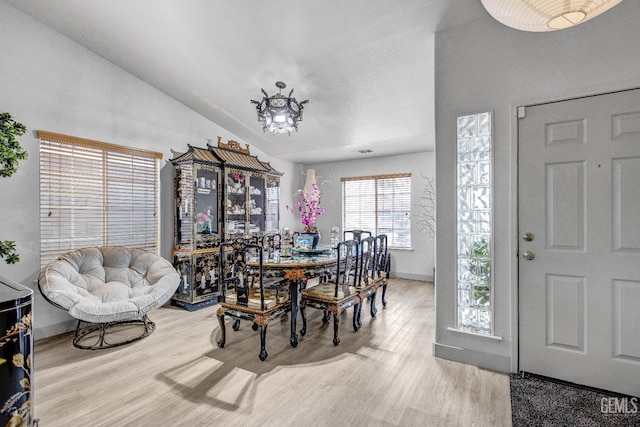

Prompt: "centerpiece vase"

[300,230,321,249]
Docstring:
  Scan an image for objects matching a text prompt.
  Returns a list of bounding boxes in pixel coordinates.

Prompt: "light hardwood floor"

[33,279,512,426]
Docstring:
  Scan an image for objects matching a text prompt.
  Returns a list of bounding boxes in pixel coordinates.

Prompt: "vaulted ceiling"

[6,0,488,163]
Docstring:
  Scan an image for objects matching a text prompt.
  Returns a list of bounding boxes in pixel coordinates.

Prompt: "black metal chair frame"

[70,316,155,350]
[38,283,157,350]
[216,240,292,361]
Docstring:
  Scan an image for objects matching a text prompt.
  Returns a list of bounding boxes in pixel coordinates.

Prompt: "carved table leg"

[259,324,268,361]
[300,305,307,336]
[216,311,226,348]
[333,311,340,346]
[290,279,298,347]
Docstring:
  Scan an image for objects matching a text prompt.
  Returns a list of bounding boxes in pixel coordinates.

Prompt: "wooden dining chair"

[300,239,360,346]
[216,239,291,360]
[354,236,378,329]
[375,234,390,307]
[261,232,282,259]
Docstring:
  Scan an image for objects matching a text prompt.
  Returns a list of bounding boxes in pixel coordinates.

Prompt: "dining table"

[247,245,337,347]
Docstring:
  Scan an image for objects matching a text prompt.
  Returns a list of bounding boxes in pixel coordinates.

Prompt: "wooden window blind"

[39,131,162,267]
[341,173,412,249]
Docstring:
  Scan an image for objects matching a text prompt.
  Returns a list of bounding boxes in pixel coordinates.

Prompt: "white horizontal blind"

[265,184,280,232]
[342,179,376,232]
[342,173,412,248]
[39,131,161,267]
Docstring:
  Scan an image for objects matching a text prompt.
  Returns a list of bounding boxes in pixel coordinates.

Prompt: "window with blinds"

[265,184,280,232]
[39,131,162,267]
[341,173,412,249]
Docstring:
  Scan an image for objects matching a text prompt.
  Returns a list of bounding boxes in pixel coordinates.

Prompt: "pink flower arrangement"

[197,211,211,225]
[286,182,326,232]
[197,206,214,233]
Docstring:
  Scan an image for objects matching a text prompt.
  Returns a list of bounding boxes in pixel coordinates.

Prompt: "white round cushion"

[39,247,180,323]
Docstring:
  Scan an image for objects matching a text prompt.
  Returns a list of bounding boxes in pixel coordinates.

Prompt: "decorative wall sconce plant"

[0,112,28,264]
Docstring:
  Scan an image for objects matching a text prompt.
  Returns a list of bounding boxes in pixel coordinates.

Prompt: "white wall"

[304,151,435,281]
[0,2,298,339]
[434,1,640,372]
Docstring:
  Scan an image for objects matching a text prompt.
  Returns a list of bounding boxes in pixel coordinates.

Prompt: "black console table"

[0,275,34,426]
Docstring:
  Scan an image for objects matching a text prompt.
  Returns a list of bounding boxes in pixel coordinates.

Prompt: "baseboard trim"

[34,319,76,340]
[433,342,511,373]
[392,272,433,282]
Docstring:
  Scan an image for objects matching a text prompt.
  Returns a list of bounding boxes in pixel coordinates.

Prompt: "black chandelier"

[251,81,309,135]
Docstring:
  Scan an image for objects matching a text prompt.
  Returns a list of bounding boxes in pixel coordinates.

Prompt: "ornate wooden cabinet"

[170,138,281,310]
[208,138,282,240]
[171,145,223,310]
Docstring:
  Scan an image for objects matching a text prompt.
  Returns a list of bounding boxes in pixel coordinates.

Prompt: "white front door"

[518,89,640,397]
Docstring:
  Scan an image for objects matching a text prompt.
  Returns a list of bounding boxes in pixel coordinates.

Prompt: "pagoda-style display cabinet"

[170,138,282,310]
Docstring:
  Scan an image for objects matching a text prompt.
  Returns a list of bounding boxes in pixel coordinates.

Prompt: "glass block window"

[456,112,493,334]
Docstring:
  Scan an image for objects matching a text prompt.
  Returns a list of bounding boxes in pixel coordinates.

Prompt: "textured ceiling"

[6,0,488,164]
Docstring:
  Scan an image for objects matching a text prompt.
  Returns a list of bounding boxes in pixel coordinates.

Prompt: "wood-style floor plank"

[33,279,511,426]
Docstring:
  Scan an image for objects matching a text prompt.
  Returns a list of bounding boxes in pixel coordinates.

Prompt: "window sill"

[447,327,503,342]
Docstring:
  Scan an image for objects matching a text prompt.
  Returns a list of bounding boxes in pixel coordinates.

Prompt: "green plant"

[0,112,28,178]
[0,112,28,264]
[0,241,20,264]
[465,237,491,307]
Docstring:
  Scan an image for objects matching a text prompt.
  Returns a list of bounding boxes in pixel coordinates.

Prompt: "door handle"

[522,251,535,260]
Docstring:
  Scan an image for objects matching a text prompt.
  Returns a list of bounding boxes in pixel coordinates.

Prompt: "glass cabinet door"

[249,175,265,234]
[226,171,247,236]
[194,165,219,239]
[175,165,194,249]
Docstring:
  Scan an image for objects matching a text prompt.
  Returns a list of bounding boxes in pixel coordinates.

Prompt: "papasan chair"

[38,246,180,350]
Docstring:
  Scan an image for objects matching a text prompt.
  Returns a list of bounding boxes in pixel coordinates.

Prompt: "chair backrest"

[375,234,390,277]
[358,236,377,286]
[261,232,282,256]
[241,234,261,245]
[219,239,266,308]
[343,229,372,242]
[335,239,359,297]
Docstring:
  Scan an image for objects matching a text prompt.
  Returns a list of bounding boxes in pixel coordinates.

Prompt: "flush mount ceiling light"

[251,81,309,136]
[480,0,623,32]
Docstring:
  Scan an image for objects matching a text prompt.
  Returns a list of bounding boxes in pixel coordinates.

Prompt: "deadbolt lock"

[523,232,534,241]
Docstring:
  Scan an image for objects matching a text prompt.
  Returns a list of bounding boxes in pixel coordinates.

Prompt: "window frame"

[341,173,412,249]
[455,111,494,335]
[39,130,162,267]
